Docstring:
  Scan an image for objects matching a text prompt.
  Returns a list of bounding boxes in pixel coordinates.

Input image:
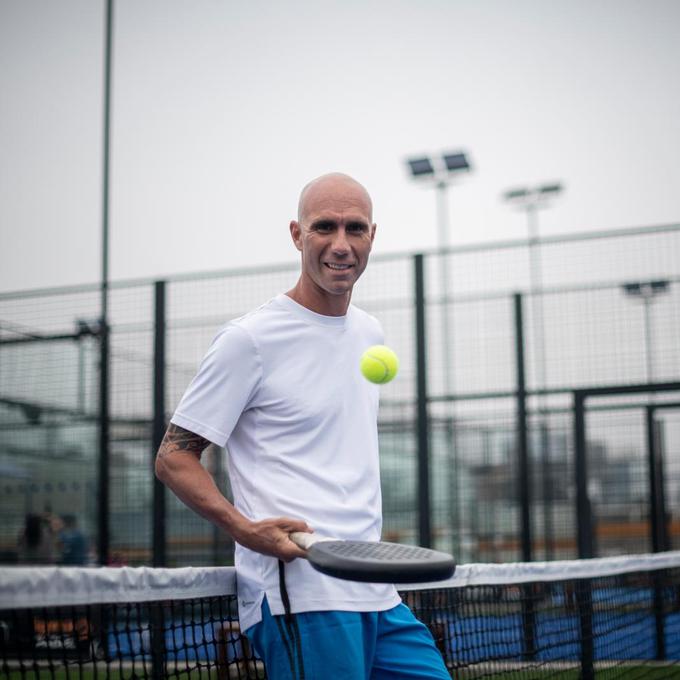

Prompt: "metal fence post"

[576,578,595,680]
[647,405,669,554]
[414,254,432,549]
[646,405,667,660]
[152,280,167,567]
[97,320,110,566]
[513,293,532,563]
[574,391,593,559]
[574,389,594,679]
[97,0,114,569]
[514,293,536,661]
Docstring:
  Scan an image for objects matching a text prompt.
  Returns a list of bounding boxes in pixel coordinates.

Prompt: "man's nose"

[331,227,351,254]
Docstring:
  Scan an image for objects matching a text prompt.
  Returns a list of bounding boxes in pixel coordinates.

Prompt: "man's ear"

[370,223,377,243]
[290,221,303,251]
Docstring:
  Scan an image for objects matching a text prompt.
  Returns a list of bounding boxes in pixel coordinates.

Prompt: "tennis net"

[2,551,680,679]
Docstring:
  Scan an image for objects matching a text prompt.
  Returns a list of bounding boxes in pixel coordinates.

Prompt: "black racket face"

[307,540,456,583]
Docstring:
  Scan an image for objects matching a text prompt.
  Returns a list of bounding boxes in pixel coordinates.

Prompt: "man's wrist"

[222,511,251,544]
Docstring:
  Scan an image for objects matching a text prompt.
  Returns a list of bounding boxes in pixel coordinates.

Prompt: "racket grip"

[289,532,317,550]
[290,532,336,550]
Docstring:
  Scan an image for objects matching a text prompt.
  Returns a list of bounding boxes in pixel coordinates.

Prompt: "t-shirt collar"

[275,293,349,327]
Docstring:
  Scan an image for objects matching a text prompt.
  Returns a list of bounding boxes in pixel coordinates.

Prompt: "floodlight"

[622,280,670,298]
[623,283,643,297]
[537,183,563,196]
[503,188,530,202]
[407,158,435,177]
[442,152,470,172]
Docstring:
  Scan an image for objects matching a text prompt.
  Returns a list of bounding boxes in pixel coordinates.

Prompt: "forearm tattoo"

[158,423,210,459]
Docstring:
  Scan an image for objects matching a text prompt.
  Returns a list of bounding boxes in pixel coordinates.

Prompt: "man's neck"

[286,280,351,317]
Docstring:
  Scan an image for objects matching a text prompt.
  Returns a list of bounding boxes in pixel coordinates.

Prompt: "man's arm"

[155,423,309,561]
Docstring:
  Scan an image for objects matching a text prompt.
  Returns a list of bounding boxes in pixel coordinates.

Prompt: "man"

[156,173,449,679]
[57,515,88,565]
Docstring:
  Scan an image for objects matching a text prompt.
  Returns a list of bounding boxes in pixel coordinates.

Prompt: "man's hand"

[232,517,312,562]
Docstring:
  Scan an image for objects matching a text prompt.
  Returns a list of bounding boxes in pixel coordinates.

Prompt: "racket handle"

[289,532,316,550]
[289,532,335,550]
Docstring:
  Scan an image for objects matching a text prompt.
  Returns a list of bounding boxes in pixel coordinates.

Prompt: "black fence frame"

[573,382,680,677]
[2,224,678,573]
[137,266,680,568]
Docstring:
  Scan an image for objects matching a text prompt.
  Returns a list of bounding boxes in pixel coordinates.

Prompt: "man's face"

[290,178,376,299]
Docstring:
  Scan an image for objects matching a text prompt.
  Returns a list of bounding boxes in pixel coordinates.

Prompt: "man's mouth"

[324,263,354,271]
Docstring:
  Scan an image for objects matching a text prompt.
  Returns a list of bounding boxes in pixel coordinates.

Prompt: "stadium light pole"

[98,0,114,566]
[406,152,471,395]
[621,280,670,386]
[622,280,671,555]
[406,151,471,557]
[503,182,563,560]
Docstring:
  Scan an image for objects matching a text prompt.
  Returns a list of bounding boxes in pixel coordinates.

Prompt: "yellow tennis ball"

[360,345,399,384]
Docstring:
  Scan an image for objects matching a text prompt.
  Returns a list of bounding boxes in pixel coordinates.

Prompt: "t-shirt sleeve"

[170,323,261,447]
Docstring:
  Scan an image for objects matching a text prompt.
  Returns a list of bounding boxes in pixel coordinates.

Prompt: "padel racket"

[290,532,455,583]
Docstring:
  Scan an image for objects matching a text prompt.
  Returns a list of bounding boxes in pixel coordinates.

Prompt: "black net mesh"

[2,562,680,678]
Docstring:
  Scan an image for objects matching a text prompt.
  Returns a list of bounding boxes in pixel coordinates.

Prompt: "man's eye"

[347,224,367,233]
[313,223,333,233]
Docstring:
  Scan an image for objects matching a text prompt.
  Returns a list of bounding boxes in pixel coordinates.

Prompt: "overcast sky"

[1,0,679,294]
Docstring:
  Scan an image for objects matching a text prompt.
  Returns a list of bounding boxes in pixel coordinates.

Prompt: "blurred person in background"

[57,514,88,565]
[17,512,59,564]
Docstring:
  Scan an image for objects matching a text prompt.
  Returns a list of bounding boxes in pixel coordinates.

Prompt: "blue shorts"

[245,597,450,679]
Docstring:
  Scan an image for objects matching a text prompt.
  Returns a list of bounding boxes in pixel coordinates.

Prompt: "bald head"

[288,172,377,315]
[297,173,373,224]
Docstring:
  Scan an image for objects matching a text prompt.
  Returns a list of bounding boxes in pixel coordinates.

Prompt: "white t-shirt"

[171,293,400,630]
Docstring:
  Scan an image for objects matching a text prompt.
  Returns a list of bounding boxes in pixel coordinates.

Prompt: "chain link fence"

[1,224,679,566]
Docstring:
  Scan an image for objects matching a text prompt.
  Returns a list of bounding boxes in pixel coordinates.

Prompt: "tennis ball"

[360,345,399,384]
